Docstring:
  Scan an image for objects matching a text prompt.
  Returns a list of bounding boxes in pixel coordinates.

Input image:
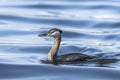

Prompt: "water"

[0,0,120,80]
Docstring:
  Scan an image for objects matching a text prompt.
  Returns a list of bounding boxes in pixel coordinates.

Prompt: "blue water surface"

[0,0,120,80]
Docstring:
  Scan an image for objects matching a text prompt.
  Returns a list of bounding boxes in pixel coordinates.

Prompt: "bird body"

[56,53,93,62]
[39,28,94,64]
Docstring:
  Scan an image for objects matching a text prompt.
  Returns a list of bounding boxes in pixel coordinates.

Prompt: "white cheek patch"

[51,31,61,37]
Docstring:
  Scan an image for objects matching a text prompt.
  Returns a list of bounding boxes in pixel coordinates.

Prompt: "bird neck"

[47,37,61,62]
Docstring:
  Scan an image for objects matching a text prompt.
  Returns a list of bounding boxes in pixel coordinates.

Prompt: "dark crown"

[49,28,62,33]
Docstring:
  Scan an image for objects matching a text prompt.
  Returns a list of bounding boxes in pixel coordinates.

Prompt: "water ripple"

[0,0,120,80]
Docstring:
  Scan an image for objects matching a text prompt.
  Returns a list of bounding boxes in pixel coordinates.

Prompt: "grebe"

[38,28,94,63]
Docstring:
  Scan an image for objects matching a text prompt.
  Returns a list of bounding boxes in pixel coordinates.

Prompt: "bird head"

[38,28,62,37]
